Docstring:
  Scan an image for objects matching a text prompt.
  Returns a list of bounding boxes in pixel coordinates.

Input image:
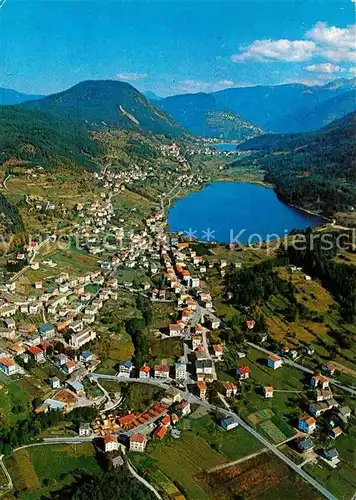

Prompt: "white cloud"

[115,72,148,81]
[307,22,355,50]
[232,22,356,64]
[176,79,235,93]
[304,62,343,73]
[232,39,316,62]
[350,67,356,75]
[307,22,356,62]
[319,49,356,63]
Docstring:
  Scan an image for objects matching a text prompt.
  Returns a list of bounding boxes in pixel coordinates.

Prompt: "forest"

[235,112,356,214]
[0,192,23,235]
[0,106,102,171]
[46,469,155,500]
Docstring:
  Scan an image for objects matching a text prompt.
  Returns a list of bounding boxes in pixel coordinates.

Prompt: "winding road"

[88,373,337,500]
[247,341,356,396]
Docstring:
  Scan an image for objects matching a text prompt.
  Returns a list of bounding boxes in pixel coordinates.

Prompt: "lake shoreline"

[167,180,325,244]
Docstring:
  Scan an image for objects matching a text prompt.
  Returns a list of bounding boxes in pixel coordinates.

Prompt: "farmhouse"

[153,424,167,440]
[220,417,239,431]
[267,354,282,370]
[298,416,316,434]
[236,366,250,379]
[263,385,274,398]
[311,374,329,389]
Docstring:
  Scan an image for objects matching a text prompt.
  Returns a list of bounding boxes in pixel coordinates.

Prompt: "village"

[0,153,355,500]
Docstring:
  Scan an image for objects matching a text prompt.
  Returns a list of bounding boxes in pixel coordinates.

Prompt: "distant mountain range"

[0,87,44,105]
[143,90,162,101]
[157,92,262,140]
[21,80,183,137]
[2,77,355,140]
[155,78,356,136]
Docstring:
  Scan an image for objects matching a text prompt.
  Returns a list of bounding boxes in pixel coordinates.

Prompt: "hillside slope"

[158,92,262,140]
[234,112,356,215]
[0,106,102,170]
[23,80,184,137]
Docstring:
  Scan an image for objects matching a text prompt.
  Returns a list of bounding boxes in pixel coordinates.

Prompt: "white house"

[129,433,147,452]
[104,434,119,452]
[263,386,274,398]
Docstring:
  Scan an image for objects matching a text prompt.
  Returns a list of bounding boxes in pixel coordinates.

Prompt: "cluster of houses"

[80,386,193,456]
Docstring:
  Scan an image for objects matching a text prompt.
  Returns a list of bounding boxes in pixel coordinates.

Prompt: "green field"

[6,443,101,499]
[149,432,226,500]
[187,415,263,461]
[237,347,306,390]
[304,461,356,500]
[302,424,356,500]
[0,375,33,426]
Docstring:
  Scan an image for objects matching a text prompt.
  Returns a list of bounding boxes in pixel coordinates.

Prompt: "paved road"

[215,394,337,500]
[89,374,337,499]
[247,342,356,396]
[43,437,94,444]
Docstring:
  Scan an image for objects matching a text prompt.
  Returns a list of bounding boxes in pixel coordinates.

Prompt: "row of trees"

[125,294,153,366]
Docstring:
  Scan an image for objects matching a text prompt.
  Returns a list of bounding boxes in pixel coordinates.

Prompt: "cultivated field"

[197,452,320,500]
[150,432,227,500]
[6,443,100,498]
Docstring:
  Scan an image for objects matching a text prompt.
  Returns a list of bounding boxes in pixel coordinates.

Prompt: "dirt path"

[206,448,268,473]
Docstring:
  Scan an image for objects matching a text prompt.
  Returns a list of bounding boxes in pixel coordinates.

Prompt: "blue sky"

[1,0,355,96]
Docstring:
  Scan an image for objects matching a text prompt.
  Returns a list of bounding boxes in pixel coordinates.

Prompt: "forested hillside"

[0,106,102,170]
[0,193,23,235]
[235,112,356,215]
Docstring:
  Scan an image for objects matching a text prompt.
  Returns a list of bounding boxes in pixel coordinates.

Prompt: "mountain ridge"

[158,78,355,134]
[22,80,184,137]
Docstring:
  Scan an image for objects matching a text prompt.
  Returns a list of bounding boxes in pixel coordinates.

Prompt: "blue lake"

[168,182,324,244]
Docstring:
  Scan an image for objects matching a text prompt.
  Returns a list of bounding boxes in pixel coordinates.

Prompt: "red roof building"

[153,424,167,440]
[118,413,137,429]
